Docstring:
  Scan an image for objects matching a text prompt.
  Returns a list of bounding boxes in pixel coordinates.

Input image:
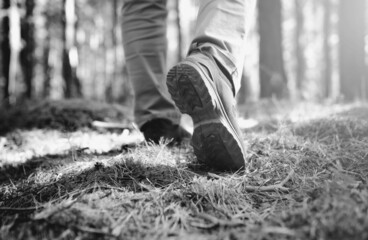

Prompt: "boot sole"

[167,62,245,170]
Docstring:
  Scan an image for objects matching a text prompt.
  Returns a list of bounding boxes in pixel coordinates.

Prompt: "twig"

[0,206,41,211]
[263,226,296,236]
[190,212,245,229]
[208,172,223,179]
[243,169,295,192]
[33,198,79,220]
[73,225,116,237]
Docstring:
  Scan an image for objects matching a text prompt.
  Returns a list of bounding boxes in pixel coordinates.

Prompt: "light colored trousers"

[122,0,253,127]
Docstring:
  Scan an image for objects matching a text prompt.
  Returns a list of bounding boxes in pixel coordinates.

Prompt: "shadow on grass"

[292,106,368,143]
[0,146,201,224]
[0,99,132,135]
[0,148,132,183]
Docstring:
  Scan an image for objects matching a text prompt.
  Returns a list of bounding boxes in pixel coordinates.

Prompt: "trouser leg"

[190,0,255,95]
[121,0,180,128]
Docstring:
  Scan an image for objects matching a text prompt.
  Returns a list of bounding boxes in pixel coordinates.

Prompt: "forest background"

[1,0,367,109]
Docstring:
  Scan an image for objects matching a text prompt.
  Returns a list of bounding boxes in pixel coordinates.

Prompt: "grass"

[1,101,368,239]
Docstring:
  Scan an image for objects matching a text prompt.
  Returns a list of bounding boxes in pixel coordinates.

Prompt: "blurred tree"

[42,10,53,98]
[1,0,11,104]
[0,40,2,102]
[322,0,332,98]
[2,0,21,105]
[237,72,250,105]
[258,0,288,99]
[62,0,81,98]
[41,0,63,99]
[20,0,36,99]
[294,0,305,95]
[105,0,118,102]
[175,0,183,61]
[338,0,366,100]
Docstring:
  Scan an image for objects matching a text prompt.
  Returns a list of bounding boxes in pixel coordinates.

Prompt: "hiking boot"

[140,118,191,145]
[166,53,247,170]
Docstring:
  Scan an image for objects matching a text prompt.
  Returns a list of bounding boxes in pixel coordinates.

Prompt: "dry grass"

[1,102,368,239]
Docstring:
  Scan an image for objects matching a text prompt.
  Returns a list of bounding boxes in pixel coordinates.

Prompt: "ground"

[0,100,368,240]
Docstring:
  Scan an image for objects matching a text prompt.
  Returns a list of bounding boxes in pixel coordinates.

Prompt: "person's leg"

[121,0,180,128]
[167,0,255,170]
[192,0,255,94]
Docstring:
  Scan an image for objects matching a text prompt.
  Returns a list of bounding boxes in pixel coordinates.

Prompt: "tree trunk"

[105,0,118,102]
[236,71,250,105]
[294,0,305,94]
[2,0,22,105]
[8,0,22,104]
[42,17,52,98]
[20,0,36,99]
[175,0,182,61]
[258,0,288,99]
[1,0,11,104]
[338,0,366,100]
[62,0,81,98]
[322,0,332,99]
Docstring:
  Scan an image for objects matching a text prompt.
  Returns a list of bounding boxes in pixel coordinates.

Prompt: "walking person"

[121,0,254,170]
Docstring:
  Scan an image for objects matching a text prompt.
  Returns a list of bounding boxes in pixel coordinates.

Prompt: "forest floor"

[1,99,368,240]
